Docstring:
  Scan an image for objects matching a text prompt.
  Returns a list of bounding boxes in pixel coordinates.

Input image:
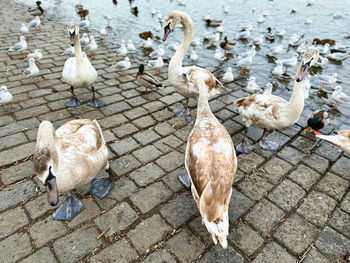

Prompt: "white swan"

[62,23,103,108]
[163,11,224,123]
[316,130,350,154]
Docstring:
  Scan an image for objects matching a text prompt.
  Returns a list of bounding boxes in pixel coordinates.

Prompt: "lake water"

[17,0,350,130]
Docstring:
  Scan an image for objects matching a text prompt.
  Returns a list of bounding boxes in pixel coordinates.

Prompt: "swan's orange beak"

[162,24,171,41]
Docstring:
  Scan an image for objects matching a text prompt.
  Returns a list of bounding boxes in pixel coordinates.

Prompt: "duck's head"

[138,64,145,73]
[163,11,183,41]
[296,46,319,82]
[36,1,41,6]
[33,121,59,207]
[67,22,79,47]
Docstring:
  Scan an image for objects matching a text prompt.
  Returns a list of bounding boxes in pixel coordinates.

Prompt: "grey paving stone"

[0,160,35,185]
[129,162,165,187]
[143,101,166,112]
[160,93,184,105]
[127,214,172,254]
[274,214,319,255]
[0,180,36,212]
[268,179,306,212]
[252,242,295,263]
[162,135,183,148]
[297,191,337,227]
[229,189,254,223]
[0,141,35,167]
[316,172,349,201]
[331,156,350,180]
[143,250,176,263]
[237,152,264,174]
[200,245,243,263]
[0,132,27,150]
[0,232,32,263]
[110,137,139,156]
[29,216,66,248]
[156,151,184,172]
[99,114,128,129]
[130,182,172,213]
[238,174,274,201]
[124,107,148,120]
[245,199,285,237]
[110,154,141,176]
[329,209,350,239]
[228,222,264,256]
[174,126,192,142]
[162,167,187,192]
[133,145,163,164]
[100,101,131,116]
[161,192,198,228]
[20,247,57,263]
[166,229,205,263]
[257,157,293,184]
[277,146,306,165]
[303,248,331,263]
[0,118,39,138]
[341,191,350,214]
[154,122,176,136]
[288,164,321,190]
[112,123,139,138]
[189,216,213,245]
[133,115,157,129]
[90,238,139,263]
[303,153,329,173]
[53,226,102,263]
[94,202,138,237]
[0,206,28,239]
[25,194,54,219]
[133,129,161,145]
[67,198,101,228]
[315,141,342,161]
[264,131,291,149]
[315,226,350,262]
[290,135,316,153]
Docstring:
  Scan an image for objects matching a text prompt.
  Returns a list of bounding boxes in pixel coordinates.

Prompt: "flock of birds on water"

[1,0,350,249]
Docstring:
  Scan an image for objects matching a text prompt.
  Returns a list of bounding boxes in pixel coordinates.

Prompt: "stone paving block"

[143,101,165,112]
[277,146,305,165]
[328,209,350,238]
[341,191,350,214]
[133,145,162,164]
[94,202,138,237]
[297,191,337,227]
[1,160,34,185]
[174,126,192,142]
[133,129,161,145]
[53,225,102,263]
[302,153,329,174]
[90,238,139,263]
[129,162,165,187]
[315,141,342,162]
[25,194,54,219]
[316,172,349,201]
[156,150,184,173]
[0,206,28,239]
[0,132,27,150]
[133,115,157,129]
[288,164,321,190]
[99,114,128,128]
[0,232,32,263]
[127,96,147,107]
[162,167,186,192]
[110,137,139,156]
[0,118,39,138]
[127,214,172,254]
[154,122,176,136]
[0,180,36,212]
[166,229,205,263]
[268,179,306,212]
[258,157,293,184]
[265,131,291,149]
[238,174,274,201]
[29,215,67,248]
[200,245,243,263]
[107,177,138,201]
[303,248,331,263]
[315,226,350,261]
[290,135,316,153]
[189,216,213,245]
[215,108,235,121]
[331,156,350,180]
[245,199,285,237]
[124,107,148,120]
[0,141,35,167]
[152,109,175,122]
[112,123,139,138]
[102,130,116,143]
[252,242,295,263]
[161,192,198,228]
[223,120,244,136]
[20,247,57,263]
[160,93,184,105]
[67,198,101,228]
[100,101,131,116]
[229,188,254,223]
[274,214,319,255]
[143,250,176,263]
[15,105,50,120]
[237,152,264,174]
[130,182,172,213]
[228,222,264,256]
[110,154,141,176]
[0,116,14,127]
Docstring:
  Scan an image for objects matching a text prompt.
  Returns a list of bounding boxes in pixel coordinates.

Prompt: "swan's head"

[296,46,319,82]
[33,121,59,207]
[67,22,79,47]
[163,11,183,41]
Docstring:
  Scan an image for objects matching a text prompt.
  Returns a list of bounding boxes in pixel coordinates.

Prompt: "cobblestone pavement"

[1,1,350,263]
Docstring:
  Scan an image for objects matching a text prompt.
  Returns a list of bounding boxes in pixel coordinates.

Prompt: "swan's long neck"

[74,33,84,66]
[285,67,305,121]
[196,80,213,119]
[169,14,194,73]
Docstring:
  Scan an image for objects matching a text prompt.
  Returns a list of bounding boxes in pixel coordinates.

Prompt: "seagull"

[272,45,284,55]
[155,22,162,32]
[142,38,153,48]
[276,53,298,73]
[63,46,75,55]
[8,36,27,55]
[99,27,107,41]
[147,56,164,75]
[288,33,303,46]
[0,86,13,104]
[127,39,136,51]
[84,36,97,54]
[20,23,29,33]
[236,30,250,40]
[257,16,265,23]
[27,49,43,62]
[297,42,306,54]
[191,37,201,47]
[115,57,131,76]
[22,58,39,77]
[214,48,225,68]
[222,67,233,83]
[190,49,199,61]
[117,40,128,56]
[79,17,90,29]
[272,62,283,76]
[305,18,312,24]
[316,56,328,67]
[240,23,253,31]
[237,55,253,74]
[319,43,330,55]
[80,33,90,45]
[149,44,165,58]
[27,16,40,30]
[327,52,348,61]
[330,85,350,108]
[317,73,337,90]
[204,31,220,42]
[264,83,273,95]
[238,45,256,58]
[246,77,261,93]
[217,23,224,33]
[275,28,286,37]
[252,35,264,46]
